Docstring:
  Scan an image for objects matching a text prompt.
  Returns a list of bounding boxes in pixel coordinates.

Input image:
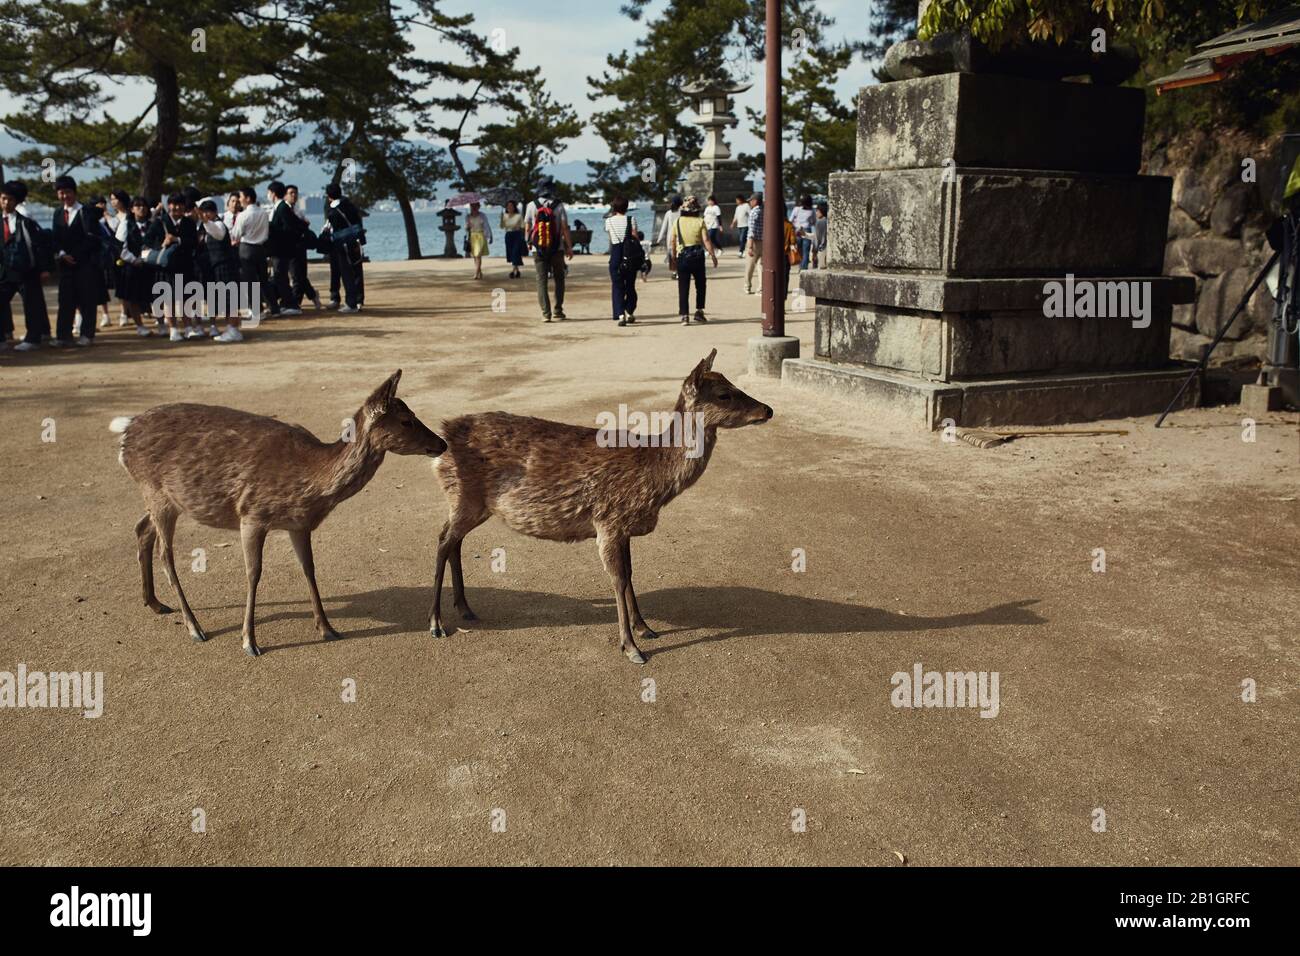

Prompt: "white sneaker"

[14,341,38,352]
[185,327,204,339]
[206,324,219,337]
[279,307,302,316]
[75,335,93,347]
[169,329,184,342]
[97,314,110,329]
[338,305,359,314]
[216,326,244,343]
[136,326,152,337]
[118,312,129,327]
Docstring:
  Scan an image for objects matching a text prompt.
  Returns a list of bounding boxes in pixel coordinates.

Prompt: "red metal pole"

[762,0,785,337]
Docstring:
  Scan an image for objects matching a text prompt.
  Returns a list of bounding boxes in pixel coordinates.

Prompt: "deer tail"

[109,416,134,434]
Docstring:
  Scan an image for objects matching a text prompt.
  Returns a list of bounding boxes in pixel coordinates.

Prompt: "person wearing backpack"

[668,196,717,325]
[524,179,573,322]
[0,180,52,352]
[603,195,644,327]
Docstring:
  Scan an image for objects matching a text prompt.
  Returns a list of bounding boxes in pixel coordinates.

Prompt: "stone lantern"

[437,206,461,259]
[654,80,755,249]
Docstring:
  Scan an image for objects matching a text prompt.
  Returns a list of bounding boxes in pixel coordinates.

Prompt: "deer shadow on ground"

[193,585,1044,656]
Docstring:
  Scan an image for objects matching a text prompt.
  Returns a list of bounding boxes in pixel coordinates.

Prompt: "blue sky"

[447,0,883,159]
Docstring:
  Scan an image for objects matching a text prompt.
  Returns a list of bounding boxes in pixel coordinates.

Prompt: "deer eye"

[717,392,733,401]
[401,419,414,428]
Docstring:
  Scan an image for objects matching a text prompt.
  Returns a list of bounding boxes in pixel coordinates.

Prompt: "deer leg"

[154,510,207,643]
[135,513,172,614]
[450,537,477,621]
[621,539,657,640]
[289,529,339,641]
[428,520,455,638]
[239,521,268,657]
[598,529,644,664]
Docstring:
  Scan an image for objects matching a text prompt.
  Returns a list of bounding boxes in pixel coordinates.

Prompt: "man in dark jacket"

[267,180,302,315]
[0,180,52,351]
[51,174,106,346]
[323,182,365,313]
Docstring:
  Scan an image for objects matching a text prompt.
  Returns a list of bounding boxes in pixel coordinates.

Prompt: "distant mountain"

[1,124,595,198]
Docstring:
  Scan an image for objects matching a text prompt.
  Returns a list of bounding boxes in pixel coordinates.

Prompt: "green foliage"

[0,0,293,201]
[473,78,583,202]
[741,41,857,198]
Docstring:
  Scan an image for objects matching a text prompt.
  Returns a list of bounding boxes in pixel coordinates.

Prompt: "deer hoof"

[459,609,478,622]
[148,601,174,615]
[430,624,449,638]
[321,628,342,642]
[243,642,261,657]
[623,645,647,664]
[638,627,659,640]
[190,628,209,643]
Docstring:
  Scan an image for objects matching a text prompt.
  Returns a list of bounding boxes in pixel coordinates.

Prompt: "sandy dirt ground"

[1,255,1297,866]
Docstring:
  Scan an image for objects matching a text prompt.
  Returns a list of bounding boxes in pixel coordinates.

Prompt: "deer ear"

[685,349,716,390]
[366,369,402,415]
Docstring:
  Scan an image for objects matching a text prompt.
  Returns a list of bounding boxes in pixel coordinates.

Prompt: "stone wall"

[1145,130,1283,367]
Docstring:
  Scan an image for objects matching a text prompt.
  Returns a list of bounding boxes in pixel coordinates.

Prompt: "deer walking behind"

[112,370,445,656]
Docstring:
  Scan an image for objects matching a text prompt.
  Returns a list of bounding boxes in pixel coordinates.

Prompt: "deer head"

[680,350,773,430]
[361,370,447,457]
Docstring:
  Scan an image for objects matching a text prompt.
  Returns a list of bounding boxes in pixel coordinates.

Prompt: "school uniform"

[269,199,300,309]
[52,202,107,341]
[289,206,318,305]
[161,212,197,313]
[231,203,277,315]
[0,208,52,344]
[325,199,365,309]
[114,217,154,308]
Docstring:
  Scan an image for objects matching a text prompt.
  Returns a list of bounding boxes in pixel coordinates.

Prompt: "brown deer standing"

[111,370,446,656]
[429,350,773,663]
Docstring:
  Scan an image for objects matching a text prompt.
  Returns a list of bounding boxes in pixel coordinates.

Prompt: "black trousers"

[270,254,297,309]
[238,243,278,315]
[290,252,317,303]
[1,274,50,343]
[330,246,364,306]
[56,259,105,340]
[676,251,706,314]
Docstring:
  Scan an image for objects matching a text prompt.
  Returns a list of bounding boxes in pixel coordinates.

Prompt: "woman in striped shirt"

[604,195,642,326]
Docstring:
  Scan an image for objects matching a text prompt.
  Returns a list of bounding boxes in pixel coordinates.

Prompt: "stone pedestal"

[748,335,800,378]
[793,71,1199,429]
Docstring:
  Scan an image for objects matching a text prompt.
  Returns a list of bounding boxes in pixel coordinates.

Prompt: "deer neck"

[651,400,717,500]
[319,412,386,504]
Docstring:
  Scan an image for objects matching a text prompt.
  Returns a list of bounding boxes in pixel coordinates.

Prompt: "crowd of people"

[0,175,367,352]
[3,171,832,352]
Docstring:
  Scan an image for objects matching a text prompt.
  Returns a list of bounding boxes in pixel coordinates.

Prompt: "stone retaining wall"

[1145,130,1284,367]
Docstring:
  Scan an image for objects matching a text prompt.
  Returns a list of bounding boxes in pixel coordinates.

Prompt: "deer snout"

[428,433,448,457]
[749,403,774,424]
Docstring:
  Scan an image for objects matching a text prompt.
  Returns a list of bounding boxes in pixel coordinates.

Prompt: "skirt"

[504,230,525,266]
[469,232,489,258]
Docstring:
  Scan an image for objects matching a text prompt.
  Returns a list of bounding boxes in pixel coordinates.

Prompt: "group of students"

[0,175,367,352]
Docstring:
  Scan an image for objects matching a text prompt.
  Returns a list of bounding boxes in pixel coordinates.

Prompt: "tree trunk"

[397,192,421,259]
[138,59,179,200]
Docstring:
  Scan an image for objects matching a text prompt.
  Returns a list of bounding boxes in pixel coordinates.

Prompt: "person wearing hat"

[0,180,52,351]
[50,174,107,346]
[523,178,572,321]
[668,195,717,325]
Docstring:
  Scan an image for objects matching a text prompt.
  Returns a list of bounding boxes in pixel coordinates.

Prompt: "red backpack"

[530,203,558,256]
